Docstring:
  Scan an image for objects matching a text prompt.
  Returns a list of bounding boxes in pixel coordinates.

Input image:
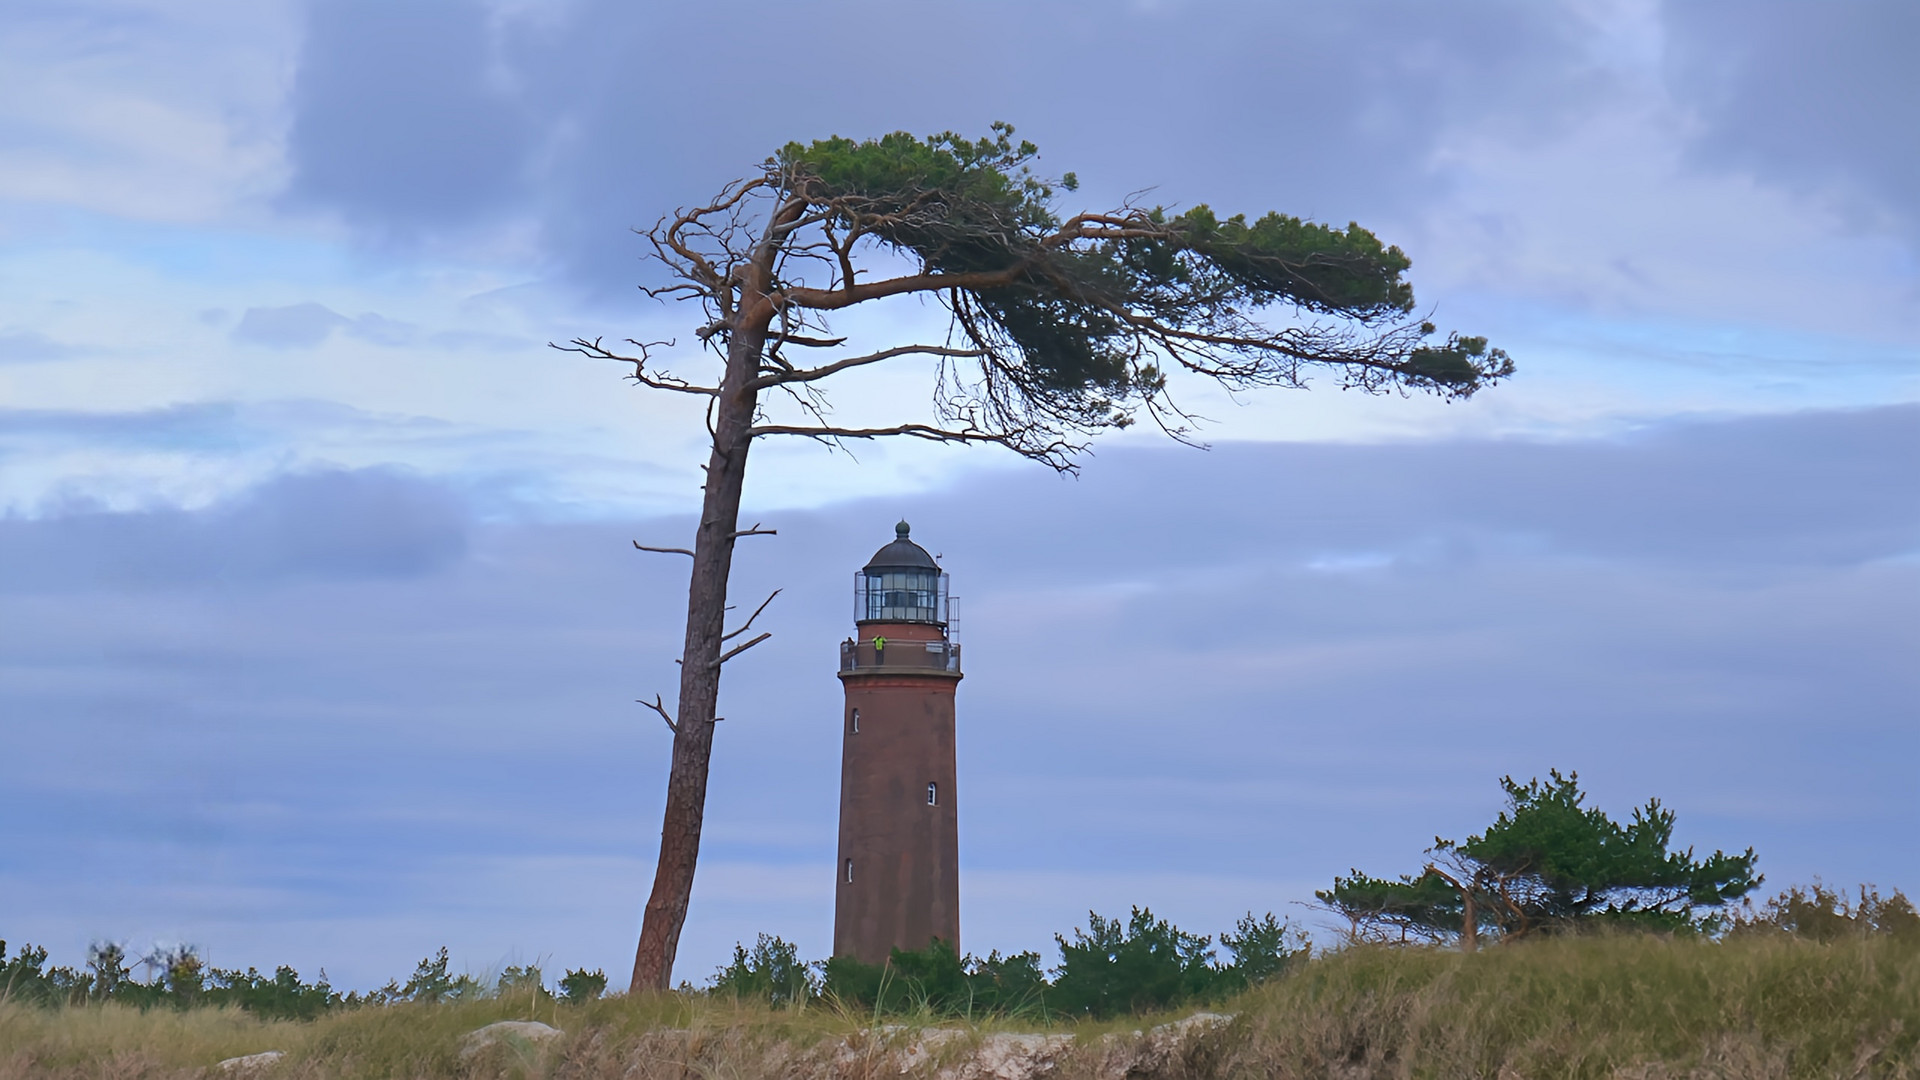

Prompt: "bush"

[819,939,1046,1017]
[709,934,816,1007]
[1732,882,1920,941]
[1219,911,1311,988]
[1050,907,1219,1018]
[559,967,608,1002]
[204,964,341,1019]
[0,940,86,1006]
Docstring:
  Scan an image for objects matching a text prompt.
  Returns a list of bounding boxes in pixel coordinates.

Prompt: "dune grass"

[4,933,1915,1079]
[1228,931,1919,1079]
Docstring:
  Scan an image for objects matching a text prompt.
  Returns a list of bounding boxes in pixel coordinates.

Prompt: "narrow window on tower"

[927,782,938,806]
[845,858,854,883]
[850,709,859,734]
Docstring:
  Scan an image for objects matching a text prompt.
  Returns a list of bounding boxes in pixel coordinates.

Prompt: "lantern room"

[855,520,950,627]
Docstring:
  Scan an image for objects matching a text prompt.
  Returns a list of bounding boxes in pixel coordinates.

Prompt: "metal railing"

[839,638,962,674]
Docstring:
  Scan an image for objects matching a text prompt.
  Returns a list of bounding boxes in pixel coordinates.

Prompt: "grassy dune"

[4,933,1916,1079]
[1231,932,1919,1078]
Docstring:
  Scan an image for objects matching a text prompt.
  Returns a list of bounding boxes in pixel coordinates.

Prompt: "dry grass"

[1227,931,1919,1079]
[3,933,1914,1079]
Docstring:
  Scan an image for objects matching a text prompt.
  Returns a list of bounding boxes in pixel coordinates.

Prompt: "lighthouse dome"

[863,520,940,572]
[858,521,948,625]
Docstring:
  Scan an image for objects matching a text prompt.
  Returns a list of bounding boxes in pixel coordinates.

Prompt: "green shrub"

[709,934,816,1007]
[1732,882,1920,941]
[558,967,608,1002]
[0,940,86,1006]
[819,939,1046,1017]
[206,964,342,1019]
[1050,907,1219,1018]
[1219,911,1311,988]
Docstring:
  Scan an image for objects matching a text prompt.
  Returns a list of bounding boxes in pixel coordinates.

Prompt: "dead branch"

[746,421,993,443]
[710,632,771,669]
[634,540,695,558]
[722,588,782,642]
[554,337,721,396]
[728,524,777,540]
[778,264,1029,312]
[638,694,677,734]
[747,419,1082,470]
[771,332,847,347]
[748,344,986,390]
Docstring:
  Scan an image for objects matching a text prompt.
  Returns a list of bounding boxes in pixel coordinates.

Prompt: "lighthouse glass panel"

[858,569,948,624]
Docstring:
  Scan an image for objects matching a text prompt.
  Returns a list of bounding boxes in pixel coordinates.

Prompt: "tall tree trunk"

[628,319,767,992]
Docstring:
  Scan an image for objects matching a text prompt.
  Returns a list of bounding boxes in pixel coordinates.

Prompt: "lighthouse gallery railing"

[839,639,962,674]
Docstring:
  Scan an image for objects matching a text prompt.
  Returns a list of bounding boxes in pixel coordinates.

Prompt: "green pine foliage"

[557,967,608,1003]
[771,124,1510,437]
[1217,911,1313,988]
[811,909,1305,1020]
[1050,907,1219,1017]
[1320,770,1762,943]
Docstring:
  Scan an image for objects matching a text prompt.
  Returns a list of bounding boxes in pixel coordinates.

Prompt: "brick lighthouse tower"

[833,521,963,964]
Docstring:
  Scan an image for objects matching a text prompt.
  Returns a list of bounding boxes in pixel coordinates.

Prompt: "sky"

[1,0,1915,991]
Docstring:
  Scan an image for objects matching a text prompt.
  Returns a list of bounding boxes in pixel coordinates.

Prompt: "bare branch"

[722,587,782,642]
[728,523,778,540]
[709,631,772,669]
[779,264,1027,311]
[748,419,1083,472]
[555,337,721,396]
[748,344,986,390]
[634,540,694,558]
[637,694,677,734]
[769,332,848,348]
[748,421,1002,443]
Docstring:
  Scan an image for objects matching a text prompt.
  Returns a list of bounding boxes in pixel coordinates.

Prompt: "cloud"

[0,397,701,521]
[0,466,469,591]
[261,0,1920,349]
[0,0,290,223]
[233,303,421,348]
[0,329,75,363]
[1664,0,1920,245]
[0,401,252,452]
[2,406,1914,987]
[282,0,538,234]
[233,302,350,347]
[279,0,1605,286]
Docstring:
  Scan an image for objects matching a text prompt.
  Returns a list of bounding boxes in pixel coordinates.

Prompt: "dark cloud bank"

[282,0,1604,284]
[281,0,1920,291]
[2,405,1915,986]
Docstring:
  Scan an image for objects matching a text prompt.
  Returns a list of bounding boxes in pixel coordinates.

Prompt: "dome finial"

[895,519,911,539]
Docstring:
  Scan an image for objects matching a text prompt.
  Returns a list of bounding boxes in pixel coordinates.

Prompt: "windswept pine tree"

[1320,770,1762,948]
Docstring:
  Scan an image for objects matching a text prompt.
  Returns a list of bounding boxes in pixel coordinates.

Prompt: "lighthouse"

[833,521,963,965]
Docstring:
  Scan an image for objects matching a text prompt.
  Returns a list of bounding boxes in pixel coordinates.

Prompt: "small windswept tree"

[562,124,1512,990]
[1319,770,1761,948]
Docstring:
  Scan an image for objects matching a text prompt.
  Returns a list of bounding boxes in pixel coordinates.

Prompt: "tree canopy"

[582,123,1510,468]
[1319,771,1761,946]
